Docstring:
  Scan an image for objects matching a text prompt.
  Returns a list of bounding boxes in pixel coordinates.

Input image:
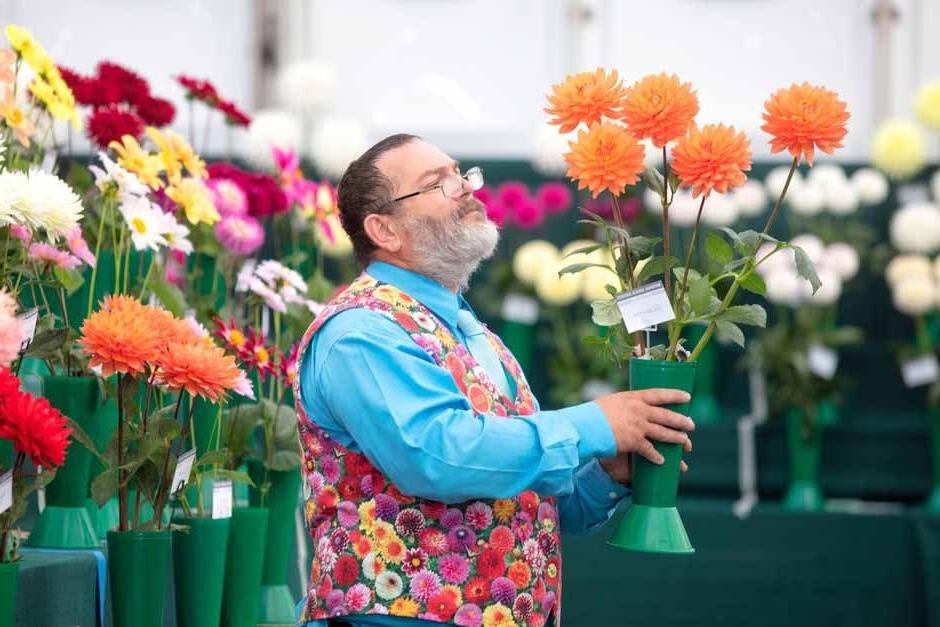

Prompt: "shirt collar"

[366,260,472,330]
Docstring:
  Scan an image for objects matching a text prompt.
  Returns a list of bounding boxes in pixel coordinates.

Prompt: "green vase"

[684,326,721,423]
[172,516,231,627]
[608,359,696,554]
[221,507,269,627]
[86,396,119,538]
[500,320,536,373]
[248,460,301,625]
[108,530,170,627]
[27,376,101,549]
[927,407,940,513]
[818,398,840,427]
[0,561,17,627]
[783,407,824,511]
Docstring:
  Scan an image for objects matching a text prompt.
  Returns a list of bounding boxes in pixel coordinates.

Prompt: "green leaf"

[66,161,95,195]
[53,266,85,295]
[717,227,743,249]
[792,246,822,294]
[715,320,745,348]
[688,275,712,316]
[66,418,105,464]
[739,272,767,297]
[705,232,733,265]
[268,450,301,471]
[558,262,614,277]
[195,450,229,468]
[672,267,702,283]
[720,304,767,327]
[90,470,118,507]
[669,173,681,194]
[636,256,679,284]
[591,299,622,327]
[563,244,603,258]
[208,469,254,486]
[738,230,761,255]
[626,236,661,259]
[581,335,606,346]
[148,271,187,317]
[643,167,665,197]
[24,328,69,359]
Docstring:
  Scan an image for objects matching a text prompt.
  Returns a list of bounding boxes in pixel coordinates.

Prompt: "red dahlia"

[135,95,176,127]
[0,370,72,469]
[57,66,95,106]
[87,105,145,148]
[217,99,251,127]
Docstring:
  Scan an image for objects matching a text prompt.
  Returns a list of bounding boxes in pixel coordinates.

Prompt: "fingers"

[647,406,696,432]
[637,439,665,465]
[635,388,691,406]
[646,424,692,449]
[680,461,689,473]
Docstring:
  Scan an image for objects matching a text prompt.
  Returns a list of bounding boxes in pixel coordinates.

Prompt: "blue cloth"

[298,261,630,627]
[455,308,514,398]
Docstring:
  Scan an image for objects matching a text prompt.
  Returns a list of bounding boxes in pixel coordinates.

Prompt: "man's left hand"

[599,455,689,487]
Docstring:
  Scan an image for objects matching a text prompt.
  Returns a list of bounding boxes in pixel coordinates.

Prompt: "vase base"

[27,505,99,549]
[783,481,824,511]
[257,583,296,625]
[607,504,694,554]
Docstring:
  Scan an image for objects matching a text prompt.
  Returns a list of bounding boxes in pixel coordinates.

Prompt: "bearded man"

[295,134,695,627]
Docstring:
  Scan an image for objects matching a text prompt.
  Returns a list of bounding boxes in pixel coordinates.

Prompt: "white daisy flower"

[89,152,150,199]
[120,197,168,251]
[157,211,193,255]
[0,170,83,239]
[236,259,257,293]
[248,276,287,313]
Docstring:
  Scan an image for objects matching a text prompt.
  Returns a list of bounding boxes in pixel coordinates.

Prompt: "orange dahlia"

[545,68,626,133]
[671,123,752,198]
[80,296,161,377]
[564,122,646,198]
[141,305,201,351]
[154,341,243,402]
[620,73,699,148]
[761,82,849,165]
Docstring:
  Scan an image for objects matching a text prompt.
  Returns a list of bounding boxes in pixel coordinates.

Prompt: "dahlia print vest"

[294,274,562,627]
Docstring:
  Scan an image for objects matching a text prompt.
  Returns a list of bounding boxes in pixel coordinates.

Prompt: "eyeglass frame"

[390,166,484,204]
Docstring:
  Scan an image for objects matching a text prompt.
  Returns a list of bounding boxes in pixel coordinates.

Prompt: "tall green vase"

[0,562,17,627]
[172,516,231,627]
[927,407,940,513]
[28,376,101,549]
[783,407,824,511]
[221,507,269,627]
[248,460,301,625]
[108,530,170,627]
[684,326,720,423]
[608,359,697,554]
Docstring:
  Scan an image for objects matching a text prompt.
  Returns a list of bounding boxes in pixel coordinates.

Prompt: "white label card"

[212,480,233,519]
[902,354,940,388]
[616,282,675,333]
[17,308,39,352]
[171,450,196,495]
[807,344,838,380]
[0,471,12,514]
[501,294,539,325]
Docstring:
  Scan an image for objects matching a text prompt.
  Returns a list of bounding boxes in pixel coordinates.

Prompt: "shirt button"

[608,491,618,500]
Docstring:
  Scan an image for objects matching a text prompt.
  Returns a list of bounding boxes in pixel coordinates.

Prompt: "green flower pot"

[107,530,170,627]
[608,359,696,554]
[248,461,301,625]
[172,516,231,627]
[27,376,101,549]
[684,325,721,424]
[0,561,17,627]
[927,407,940,513]
[783,407,824,511]
[221,507,269,627]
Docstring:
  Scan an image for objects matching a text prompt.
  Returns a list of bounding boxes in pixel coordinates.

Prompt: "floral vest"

[294,274,562,627]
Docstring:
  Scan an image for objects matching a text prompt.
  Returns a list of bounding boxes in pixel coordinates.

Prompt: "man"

[295,134,695,627]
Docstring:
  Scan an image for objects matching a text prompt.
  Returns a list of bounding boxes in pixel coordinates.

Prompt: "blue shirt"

[298,261,629,627]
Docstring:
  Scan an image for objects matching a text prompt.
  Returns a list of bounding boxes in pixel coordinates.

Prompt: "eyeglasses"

[392,166,484,203]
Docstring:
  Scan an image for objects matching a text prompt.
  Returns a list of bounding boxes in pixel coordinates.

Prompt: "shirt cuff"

[578,458,631,504]
[555,401,616,460]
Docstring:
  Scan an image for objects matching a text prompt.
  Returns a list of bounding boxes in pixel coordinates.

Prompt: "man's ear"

[363,213,403,255]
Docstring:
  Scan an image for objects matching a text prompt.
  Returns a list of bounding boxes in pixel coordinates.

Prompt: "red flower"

[519,492,540,521]
[217,99,252,127]
[0,368,20,399]
[337,476,362,501]
[97,61,150,106]
[333,554,360,588]
[544,557,560,587]
[175,75,220,105]
[464,576,491,605]
[444,353,466,382]
[57,66,95,106]
[488,526,514,553]
[207,163,289,217]
[467,384,492,414]
[213,317,251,360]
[427,587,460,621]
[477,548,507,579]
[0,370,72,468]
[87,77,123,108]
[87,105,145,148]
[278,343,301,387]
[394,312,420,333]
[136,95,176,127]
[342,452,372,478]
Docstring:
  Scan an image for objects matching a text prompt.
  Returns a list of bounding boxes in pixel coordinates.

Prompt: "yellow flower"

[389,597,420,618]
[380,536,406,564]
[110,136,165,190]
[1,92,35,147]
[871,118,927,181]
[146,127,206,184]
[492,499,517,523]
[915,81,940,131]
[482,603,518,627]
[166,178,220,226]
[370,520,396,547]
[4,25,48,71]
[441,585,463,607]
[359,499,378,533]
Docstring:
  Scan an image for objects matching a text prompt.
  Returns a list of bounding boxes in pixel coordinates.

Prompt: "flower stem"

[668,194,708,360]
[87,199,110,316]
[117,374,128,531]
[761,156,799,236]
[610,194,644,354]
[688,272,745,362]
[662,146,673,305]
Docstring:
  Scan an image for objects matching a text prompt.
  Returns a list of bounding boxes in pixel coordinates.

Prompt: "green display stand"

[608,359,697,554]
[27,376,101,549]
[107,530,170,627]
[0,561,17,627]
[248,461,301,626]
[173,516,231,627]
[684,325,721,423]
[927,407,940,512]
[783,407,824,511]
[221,507,269,627]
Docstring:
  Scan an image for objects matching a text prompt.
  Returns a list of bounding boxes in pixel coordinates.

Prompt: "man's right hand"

[594,389,696,465]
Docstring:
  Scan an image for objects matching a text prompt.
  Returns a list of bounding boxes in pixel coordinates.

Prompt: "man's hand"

[600,454,690,486]
[594,389,695,465]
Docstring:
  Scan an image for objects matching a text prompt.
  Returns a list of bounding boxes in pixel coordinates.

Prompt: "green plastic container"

[221,507,269,627]
[783,407,824,511]
[248,461,301,625]
[173,516,231,627]
[28,376,101,549]
[0,561,17,627]
[926,407,940,513]
[684,325,721,424]
[108,530,170,627]
[608,359,697,554]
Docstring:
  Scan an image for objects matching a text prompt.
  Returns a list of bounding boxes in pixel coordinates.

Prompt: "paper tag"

[807,344,838,380]
[501,294,539,325]
[211,480,233,519]
[897,183,930,205]
[902,354,940,388]
[17,307,39,352]
[0,470,12,514]
[615,282,675,333]
[171,450,196,495]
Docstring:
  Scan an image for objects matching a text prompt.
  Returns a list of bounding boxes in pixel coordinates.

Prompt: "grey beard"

[403,203,499,292]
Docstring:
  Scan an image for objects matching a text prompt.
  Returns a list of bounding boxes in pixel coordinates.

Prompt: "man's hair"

[337,133,421,266]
